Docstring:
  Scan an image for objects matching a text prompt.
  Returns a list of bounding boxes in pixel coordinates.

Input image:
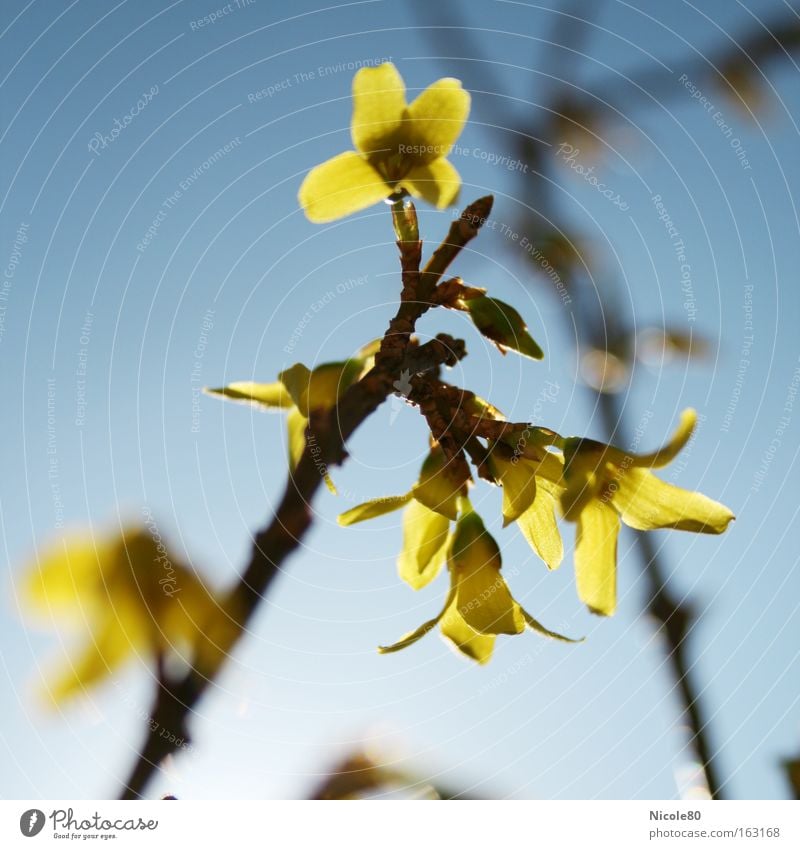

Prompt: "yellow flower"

[22,526,222,702]
[299,63,470,222]
[561,409,735,616]
[206,342,378,492]
[487,435,565,572]
[378,509,577,663]
[337,443,469,590]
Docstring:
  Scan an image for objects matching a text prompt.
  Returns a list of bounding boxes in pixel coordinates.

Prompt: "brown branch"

[118,196,493,800]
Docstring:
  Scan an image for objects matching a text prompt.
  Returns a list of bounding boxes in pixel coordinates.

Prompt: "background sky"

[1,0,799,800]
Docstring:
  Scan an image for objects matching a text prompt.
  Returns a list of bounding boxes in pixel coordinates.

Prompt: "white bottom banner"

[2,800,797,848]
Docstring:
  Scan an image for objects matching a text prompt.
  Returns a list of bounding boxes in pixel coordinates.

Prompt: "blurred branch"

[118,197,493,799]
[404,0,800,800]
[784,755,800,800]
[413,0,800,133]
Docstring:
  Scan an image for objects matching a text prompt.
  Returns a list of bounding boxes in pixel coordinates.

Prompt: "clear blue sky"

[1,0,799,800]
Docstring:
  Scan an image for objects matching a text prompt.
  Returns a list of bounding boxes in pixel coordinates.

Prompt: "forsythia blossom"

[560,409,735,615]
[299,62,470,222]
[23,527,224,702]
[206,341,378,492]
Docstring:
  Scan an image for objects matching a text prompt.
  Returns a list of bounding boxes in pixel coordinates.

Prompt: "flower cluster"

[338,408,732,660]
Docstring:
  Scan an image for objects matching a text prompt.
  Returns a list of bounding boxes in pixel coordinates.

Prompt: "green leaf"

[464,295,544,360]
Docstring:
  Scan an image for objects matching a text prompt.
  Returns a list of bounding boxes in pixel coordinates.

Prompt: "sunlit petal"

[299,151,389,223]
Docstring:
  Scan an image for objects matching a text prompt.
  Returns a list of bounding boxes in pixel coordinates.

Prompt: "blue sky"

[1,0,799,799]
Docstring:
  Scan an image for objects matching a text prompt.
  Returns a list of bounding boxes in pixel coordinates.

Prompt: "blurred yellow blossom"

[23,526,223,703]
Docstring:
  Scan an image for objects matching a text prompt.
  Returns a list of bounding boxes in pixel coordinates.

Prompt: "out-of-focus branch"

[118,197,494,800]
[407,0,799,799]
[594,391,724,799]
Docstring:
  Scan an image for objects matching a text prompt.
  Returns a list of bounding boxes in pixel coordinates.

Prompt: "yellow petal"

[488,453,537,526]
[158,566,222,650]
[286,408,308,470]
[631,408,697,469]
[193,593,245,676]
[280,361,363,416]
[284,400,336,491]
[517,605,582,643]
[379,583,456,654]
[351,62,407,154]
[613,467,734,533]
[397,500,449,590]
[575,500,620,616]
[24,535,106,616]
[450,513,524,635]
[411,445,466,520]
[378,616,441,654]
[400,158,461,208]
[299,151,389,223]
[406,78,470,163]
[517,485,564,570]
[46,609,139,702]
[203,381,293,410]
[455,560,524,635]
[561,439,604,521]
[338,493,412,526]
[439,600,495,663]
